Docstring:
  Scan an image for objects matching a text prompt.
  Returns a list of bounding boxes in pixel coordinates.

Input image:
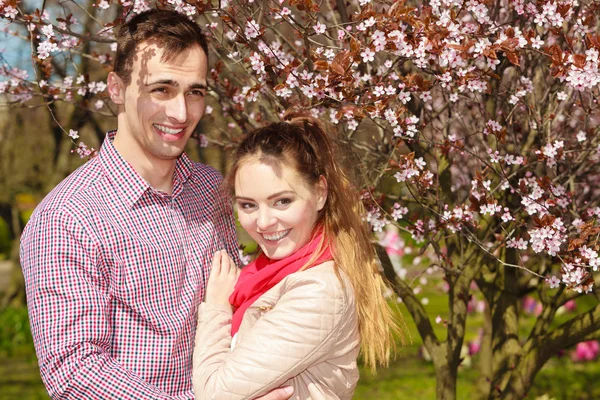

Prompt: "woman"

[193,114,399,399]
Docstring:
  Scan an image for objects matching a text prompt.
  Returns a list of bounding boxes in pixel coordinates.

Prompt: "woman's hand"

[204,250,240,309]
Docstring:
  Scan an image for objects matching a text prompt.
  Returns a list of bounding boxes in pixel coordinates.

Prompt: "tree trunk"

[434,360,457,400]
[502,303,600,399]
[485,249,522,399]
[500,349,541,400]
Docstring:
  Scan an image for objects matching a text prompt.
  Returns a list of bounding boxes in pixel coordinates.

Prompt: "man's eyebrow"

[145,80,207,90]
[189,83,208,90]
[145,79,178,87]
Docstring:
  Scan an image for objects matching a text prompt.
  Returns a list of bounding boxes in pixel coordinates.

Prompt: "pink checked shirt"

[20,131,240,399]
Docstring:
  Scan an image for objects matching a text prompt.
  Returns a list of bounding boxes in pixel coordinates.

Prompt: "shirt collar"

[98,130,193,207]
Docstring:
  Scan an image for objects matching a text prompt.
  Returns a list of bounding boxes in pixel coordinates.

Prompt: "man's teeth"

[263,230,291,241]
[154,124,184,135]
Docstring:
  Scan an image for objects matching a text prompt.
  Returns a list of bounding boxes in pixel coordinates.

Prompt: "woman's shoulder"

[278,261,355,306]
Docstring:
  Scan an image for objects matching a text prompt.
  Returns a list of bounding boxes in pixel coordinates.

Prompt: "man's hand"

[204,250,239,309]
[253,386,294,400]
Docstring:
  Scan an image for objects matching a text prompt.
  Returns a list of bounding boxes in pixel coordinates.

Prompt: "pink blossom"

[522,296,542,315]
[132,0,151,14]
[245,19,261,40]
[563,300,577,313]
[398,91,411,104]
[557,91,568,101]
[391,203,409,221]
[41,24,55,38]
[360,48,375,63]
[571,341,599,362]
[4,6,18,19]
[37,41,59,59]
[380,229,405,256]
[313,22,326,35]
[420,91,432,102]
[529,218,566,256]
[198,134,209,148]
[468,341,481,356]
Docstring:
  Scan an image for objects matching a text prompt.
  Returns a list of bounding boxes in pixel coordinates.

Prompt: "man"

[20,9,292,400]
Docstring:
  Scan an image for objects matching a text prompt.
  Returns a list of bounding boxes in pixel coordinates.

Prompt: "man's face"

[111,43,208,162]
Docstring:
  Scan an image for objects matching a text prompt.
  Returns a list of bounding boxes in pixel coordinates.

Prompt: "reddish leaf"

[313,60,329,71]
[350,38,361,56]
[330,62,345,75]
[333,50,352,70]
[572,54,586,69]
[505,51,520,66]
[568,238,585,252]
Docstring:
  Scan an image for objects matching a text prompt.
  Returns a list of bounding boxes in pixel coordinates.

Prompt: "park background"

[1,0,600,399]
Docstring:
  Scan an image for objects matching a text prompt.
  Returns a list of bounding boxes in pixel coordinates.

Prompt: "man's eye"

[189,89,205,97]
[152,87,168,93]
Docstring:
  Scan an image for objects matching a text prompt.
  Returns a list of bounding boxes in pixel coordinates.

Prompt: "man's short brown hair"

[113,9,209,85]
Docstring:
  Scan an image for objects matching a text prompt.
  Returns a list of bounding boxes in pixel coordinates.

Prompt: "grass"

[1,290,598,400]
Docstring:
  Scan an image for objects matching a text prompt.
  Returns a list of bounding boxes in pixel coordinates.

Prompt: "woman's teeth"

[154,124,184,135]
[262,229,291,241]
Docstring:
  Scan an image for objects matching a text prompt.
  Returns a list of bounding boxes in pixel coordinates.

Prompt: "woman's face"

[234,157,327,260]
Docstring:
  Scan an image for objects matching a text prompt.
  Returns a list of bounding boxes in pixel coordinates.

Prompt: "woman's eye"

[275,198,292,207]
[239,202,256,210]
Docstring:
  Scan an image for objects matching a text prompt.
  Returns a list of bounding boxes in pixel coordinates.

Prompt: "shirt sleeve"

[20,209,179,399]
[212,180,242,268]
[192,274,348,400]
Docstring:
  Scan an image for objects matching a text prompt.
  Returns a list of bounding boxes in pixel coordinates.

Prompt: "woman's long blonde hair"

[227,112,401,371]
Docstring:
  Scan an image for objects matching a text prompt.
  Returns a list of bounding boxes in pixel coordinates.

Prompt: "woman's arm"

[192,272,347,400]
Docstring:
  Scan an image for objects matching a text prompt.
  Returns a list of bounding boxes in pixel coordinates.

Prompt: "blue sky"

[0,18,33,76]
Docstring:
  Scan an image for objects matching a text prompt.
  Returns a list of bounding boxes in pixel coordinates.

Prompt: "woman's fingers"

[229,255,240,278]
[220,250,230,274]
[204,250,239,308]
[211,251,222,276]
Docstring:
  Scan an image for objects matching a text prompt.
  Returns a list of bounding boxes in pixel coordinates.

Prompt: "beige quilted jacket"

[192,261,360,400]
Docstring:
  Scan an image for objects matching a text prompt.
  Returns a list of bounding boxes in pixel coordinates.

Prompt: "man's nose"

[165,94,187,123]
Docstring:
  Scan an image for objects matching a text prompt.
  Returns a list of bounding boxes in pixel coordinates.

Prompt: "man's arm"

[21,209,176,399]
[211,180,243,268]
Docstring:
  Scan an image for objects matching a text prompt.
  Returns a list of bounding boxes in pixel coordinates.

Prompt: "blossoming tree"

[2,0,600,398]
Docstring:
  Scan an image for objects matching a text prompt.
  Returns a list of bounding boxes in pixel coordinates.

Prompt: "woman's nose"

[256,210,277,231]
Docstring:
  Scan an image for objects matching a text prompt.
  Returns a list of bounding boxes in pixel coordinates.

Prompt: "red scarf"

[229,231,332,336]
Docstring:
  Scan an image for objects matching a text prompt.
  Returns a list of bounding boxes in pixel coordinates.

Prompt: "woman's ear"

[107,71,125,106]
[316,175,328,211]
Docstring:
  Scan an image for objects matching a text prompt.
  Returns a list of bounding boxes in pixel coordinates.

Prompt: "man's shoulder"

[187,161,224,190]
[35,158,104,216]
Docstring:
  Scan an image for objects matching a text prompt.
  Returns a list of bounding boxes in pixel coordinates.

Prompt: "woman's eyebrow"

[234,190,295,201]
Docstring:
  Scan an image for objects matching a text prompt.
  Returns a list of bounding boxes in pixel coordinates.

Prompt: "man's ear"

[316,175,328,211]
[107,71,125,105]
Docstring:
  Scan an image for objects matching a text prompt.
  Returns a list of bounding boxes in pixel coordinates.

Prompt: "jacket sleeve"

[192,274,347,400]
[21,210,176,399]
